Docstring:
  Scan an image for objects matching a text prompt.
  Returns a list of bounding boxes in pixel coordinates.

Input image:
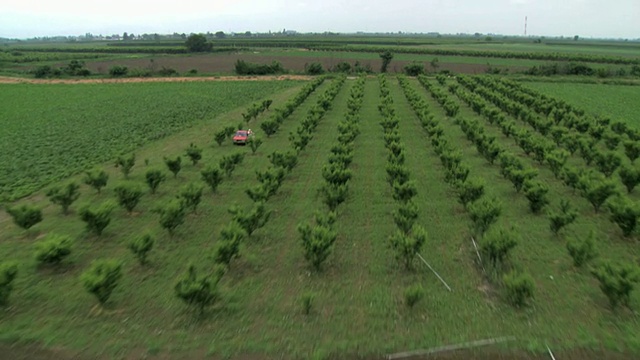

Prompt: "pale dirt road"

[0,75,313,84]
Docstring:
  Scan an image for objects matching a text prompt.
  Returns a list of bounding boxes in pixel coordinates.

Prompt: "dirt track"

[0,75,313,84]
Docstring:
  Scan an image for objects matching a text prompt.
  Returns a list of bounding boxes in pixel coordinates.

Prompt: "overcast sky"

[1,0,638,39]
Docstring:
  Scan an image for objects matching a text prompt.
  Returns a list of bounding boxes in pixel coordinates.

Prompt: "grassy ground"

[1,76,640,359]
[522,81,640,127]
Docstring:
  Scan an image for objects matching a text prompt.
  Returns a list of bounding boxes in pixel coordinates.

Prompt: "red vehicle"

[233,129,253,145]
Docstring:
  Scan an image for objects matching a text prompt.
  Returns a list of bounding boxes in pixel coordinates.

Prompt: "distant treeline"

[305,45,640,65]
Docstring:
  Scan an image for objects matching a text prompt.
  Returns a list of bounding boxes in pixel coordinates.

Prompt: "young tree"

[115,153,135,178]
[456,178,485,208]
[548,199,578,235]
[503,270,535,307]
[155,200,186,236]
[595,151,622,178]
[35,234,72,266]
[505,168,537,193]
[114,183,144,214]
[219,153,245,178]
[545,149,569,178]
[214,129,227,146]
[379,51,394,73]
[581,178,618,213]
[523,180,549,214]
[213,221,245,268]
[607,196,640,237]
[185,143,203,165]
[392,180,418,203]
[468,197,502,237]
[591,260,640,309]
[224,125,236,139]
[201,166,224,193]
[623,140,640,162]
[228,202,271,237]
[481,226,519,268]
[0,262,18,306]
[84,169,109,193]
[322,164,352,185]
[6,204,43,230]
[128,233,154,265]
[260,120,278,137]
[145,169,166,194]
[268,151,297,172]
[318,183,348,211]
[79,201,115,236]
[298,222,337,271]
[392,200,419,235]
[618,162,640,193]
[81,259,122,308]
[164,156,182,178]
[248,137,263,154]
[389,226,427,270]
[175,264,222,315]
[47,182,80,215]
[566,231,597,267]
[404,284,425,308]
[178,182,204,213]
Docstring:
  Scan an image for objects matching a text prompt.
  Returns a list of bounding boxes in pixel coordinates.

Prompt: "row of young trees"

[299,76,364,274]
[378,75,427,277]
[176,77,348,315]
[467,75,640,182]
[450,76,640,238]
[5,145,249,235]
[460,75,634,159]
[399,75,534,307]
[492,77,640,142]
[429,76,640,309]
[260,77,326,137]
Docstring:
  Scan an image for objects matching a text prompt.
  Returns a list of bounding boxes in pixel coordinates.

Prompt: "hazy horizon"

[1,0,639,40]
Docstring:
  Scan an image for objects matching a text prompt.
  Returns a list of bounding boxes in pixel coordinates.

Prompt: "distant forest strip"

[304,45,640,65]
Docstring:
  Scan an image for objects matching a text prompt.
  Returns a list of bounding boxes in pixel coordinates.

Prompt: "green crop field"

[0,81,300,201]
[523,82,640,127]
[1,74,640,360]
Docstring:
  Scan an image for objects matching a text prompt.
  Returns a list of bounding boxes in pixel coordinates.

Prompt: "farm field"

[25,52,518,78]
[1,74,640,360]
[0,80,301,201]
[416,42,640,58]
[523,82,640,128]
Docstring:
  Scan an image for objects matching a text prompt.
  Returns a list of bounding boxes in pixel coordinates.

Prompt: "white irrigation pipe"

[416,253,452,292]
[387,336,516,359]
[471,236,486,274]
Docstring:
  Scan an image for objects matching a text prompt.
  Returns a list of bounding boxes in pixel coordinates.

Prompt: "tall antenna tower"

[524,16,528,36]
